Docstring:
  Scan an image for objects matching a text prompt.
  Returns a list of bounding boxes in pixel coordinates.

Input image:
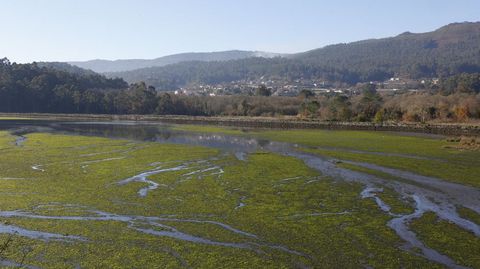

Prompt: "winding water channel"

[0,120,479,268]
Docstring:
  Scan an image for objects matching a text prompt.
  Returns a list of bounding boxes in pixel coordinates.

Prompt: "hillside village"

[173,77,440,97]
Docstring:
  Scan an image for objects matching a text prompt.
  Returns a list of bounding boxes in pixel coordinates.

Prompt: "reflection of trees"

[155,132,172,140]
[257,139,270,147]
[56,124,164,141]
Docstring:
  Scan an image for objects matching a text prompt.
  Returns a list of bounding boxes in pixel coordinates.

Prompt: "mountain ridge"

[69,50,287,73]
[69,21,480,90]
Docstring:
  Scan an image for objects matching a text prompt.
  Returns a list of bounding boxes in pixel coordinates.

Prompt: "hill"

[296,22,480,78]
[106,22,480,90]
[0,58,128,113]
[69,50,286,73]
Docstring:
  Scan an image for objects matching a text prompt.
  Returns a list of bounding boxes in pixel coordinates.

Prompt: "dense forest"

[1,57,479,123]
[107,22,480,90]
[0,58,127,113]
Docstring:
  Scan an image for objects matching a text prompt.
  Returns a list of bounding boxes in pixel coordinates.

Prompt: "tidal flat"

[0,121,479,268]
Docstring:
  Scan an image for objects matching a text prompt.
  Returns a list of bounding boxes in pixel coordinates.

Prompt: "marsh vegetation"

[0,120,479,268]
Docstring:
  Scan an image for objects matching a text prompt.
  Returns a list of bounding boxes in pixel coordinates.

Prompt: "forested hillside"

[107,22,480,90]
[107,57,334,90]
[0,59,127,113]
[297,22,480,79]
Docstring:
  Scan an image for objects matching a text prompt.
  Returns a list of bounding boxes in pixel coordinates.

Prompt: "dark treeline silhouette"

[0,58,127,113]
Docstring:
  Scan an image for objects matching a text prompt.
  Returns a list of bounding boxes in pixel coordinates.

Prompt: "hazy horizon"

[2,0,480,63]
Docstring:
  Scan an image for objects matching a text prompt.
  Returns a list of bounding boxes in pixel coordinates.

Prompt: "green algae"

[169,124,480,188]
[0,131,445,268]
[411,212,480,268]
[458,207,480,226]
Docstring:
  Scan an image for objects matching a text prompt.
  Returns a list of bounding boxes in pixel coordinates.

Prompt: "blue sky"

[1,0,479,63]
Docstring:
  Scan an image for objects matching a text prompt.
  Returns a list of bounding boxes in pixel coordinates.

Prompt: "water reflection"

[1,121,283,160]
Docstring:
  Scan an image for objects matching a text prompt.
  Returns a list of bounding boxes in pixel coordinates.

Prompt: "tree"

[0,57,11,67]
[82,89,104,114]
[128,82,157,114]
[300,100,320,118]
[156,93,175,115]
[298,89,314,100]
[454,104,469,122]
[357,84,383,121]
[329,95,352,121]
[256,85,272,96]
[374,109,385,123]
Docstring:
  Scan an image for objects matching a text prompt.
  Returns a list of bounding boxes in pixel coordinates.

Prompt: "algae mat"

[0,130,478,268]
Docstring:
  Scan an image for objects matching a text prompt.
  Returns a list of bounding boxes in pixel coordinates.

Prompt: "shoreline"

[0,113,479,136]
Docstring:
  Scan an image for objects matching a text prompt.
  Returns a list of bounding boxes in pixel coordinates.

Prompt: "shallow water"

[118,164,189,197]
[0,206,307,258]
[0,120,479,268]
[0,260,40,269]
[0,222,85,242]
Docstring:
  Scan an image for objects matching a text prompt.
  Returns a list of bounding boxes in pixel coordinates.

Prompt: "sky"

[1,0,479,63]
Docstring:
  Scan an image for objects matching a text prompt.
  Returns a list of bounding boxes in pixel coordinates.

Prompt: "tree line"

[1,58,479,123]
[301,74,480,122]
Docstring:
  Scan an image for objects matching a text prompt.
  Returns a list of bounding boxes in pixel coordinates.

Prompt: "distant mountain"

[69,50,287,73]
[106,22,480,90]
